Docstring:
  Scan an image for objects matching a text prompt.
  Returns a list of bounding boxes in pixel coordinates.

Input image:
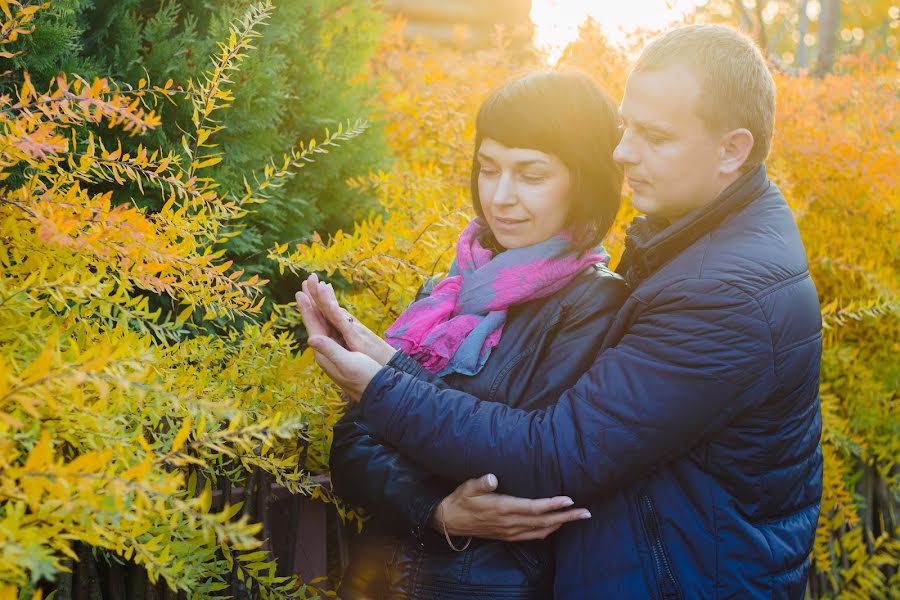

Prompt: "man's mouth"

[626,176,648,189]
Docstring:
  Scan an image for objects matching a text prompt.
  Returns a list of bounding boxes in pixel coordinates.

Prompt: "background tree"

[0,1,365,596]
[694,0,899,74]
[813,0,841,75]
[0,0,388,308]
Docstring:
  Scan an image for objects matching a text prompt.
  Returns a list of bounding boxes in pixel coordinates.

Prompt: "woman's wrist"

[375,344,398,366]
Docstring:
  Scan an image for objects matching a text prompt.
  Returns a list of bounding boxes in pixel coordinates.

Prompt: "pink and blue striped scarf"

[385,219,608,377]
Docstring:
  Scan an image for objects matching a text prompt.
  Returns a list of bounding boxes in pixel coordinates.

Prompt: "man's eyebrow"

[622,116,674,135]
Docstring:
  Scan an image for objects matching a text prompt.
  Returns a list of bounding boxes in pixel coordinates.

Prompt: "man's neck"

[664,170,752,225]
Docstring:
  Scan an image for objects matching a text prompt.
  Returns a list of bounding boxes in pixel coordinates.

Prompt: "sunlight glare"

[531,0,710,62]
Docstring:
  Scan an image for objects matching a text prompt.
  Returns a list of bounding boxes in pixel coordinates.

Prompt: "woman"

[297,70,626,599]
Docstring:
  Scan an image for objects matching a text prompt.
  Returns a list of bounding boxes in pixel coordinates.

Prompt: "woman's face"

[477,138,572,249]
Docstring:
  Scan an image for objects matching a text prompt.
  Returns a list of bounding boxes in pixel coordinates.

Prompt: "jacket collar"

[617,165,771,287]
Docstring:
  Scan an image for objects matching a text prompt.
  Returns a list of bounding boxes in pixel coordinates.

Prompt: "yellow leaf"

[191,156,223,170]
[171,416,192,453]
[23,430,53,472]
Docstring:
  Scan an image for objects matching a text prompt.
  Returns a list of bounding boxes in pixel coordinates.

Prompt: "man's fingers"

[524,496,577,515]
[500,508,591,541]
[497,506,591,530]
[477,473,498,493]
[490,494,576,517]
[458,474,497,497]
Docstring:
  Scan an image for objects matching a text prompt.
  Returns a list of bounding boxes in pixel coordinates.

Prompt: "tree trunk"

[734,0,753,33]
[796,0,810,69]
[754,0,769,52]
[814,0,841,77]
[56,560,75,600]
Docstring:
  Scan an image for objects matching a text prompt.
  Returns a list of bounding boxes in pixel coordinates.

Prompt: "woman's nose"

[492,173,517,206]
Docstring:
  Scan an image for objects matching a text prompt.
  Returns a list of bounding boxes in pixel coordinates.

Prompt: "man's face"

[613,64,727,223]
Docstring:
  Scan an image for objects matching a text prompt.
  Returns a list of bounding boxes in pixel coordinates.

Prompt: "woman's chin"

[491,233,525,249]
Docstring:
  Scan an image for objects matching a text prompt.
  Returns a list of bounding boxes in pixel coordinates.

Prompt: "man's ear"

[719,128,755,175]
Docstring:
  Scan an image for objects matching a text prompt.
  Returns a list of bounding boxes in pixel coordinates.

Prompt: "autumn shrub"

[0,1,365,597]
[1,0,388,299]
[284,19,899,599]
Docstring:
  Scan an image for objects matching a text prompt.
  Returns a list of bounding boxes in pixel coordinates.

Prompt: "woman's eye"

[521,173,547,183]
[479,166,498,176]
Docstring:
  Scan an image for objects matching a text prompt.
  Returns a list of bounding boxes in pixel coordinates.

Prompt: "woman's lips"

[491,217,528,231]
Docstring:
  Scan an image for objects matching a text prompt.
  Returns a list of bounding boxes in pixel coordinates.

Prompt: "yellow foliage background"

[0,0,897,597]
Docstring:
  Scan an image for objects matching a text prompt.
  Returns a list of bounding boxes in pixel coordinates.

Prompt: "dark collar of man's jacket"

[617,165,771,288]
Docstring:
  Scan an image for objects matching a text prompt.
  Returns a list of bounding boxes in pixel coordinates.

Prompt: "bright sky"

[531,0,710,61]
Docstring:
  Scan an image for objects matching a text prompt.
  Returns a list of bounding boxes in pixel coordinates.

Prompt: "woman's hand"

[306,334,381,402]
[433,474,592,543]
[296,273,397,366]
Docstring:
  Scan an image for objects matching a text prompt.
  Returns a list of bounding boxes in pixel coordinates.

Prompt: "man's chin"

[629,194,657,217]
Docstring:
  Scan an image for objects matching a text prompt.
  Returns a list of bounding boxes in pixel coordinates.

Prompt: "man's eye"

[480,166,498,176]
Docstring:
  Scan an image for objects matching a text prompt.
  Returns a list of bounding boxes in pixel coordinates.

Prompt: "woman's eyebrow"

[515,158,549,167]
[477,153,549,167]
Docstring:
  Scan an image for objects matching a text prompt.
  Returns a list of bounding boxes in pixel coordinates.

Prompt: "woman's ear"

[719,128,755,175]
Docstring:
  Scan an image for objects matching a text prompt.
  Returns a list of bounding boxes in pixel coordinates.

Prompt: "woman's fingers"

[315,281,360,345]
[295,291,330,338]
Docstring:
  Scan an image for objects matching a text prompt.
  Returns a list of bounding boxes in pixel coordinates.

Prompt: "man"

[299,24,823,598]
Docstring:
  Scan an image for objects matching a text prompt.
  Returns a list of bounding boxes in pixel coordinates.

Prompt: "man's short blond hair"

[634,24,776,169]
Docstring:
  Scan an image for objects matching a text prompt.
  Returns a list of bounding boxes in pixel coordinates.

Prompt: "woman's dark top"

[329,263,628,599]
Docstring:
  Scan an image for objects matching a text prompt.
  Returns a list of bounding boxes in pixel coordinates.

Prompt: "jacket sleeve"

[329,404,455,538]
[386,350,449,390]
[327,278,453,538]
[358,277,777,502]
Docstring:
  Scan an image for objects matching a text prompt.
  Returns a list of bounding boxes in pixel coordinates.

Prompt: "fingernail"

[485,474,497,487]
[308,336,322,349]
[560,498,574,507]
[579,511,592,519]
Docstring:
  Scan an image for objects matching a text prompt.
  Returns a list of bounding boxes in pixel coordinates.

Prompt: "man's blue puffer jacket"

[357,166,824,599]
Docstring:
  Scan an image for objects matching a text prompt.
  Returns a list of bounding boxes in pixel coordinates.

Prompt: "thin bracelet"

[439,504,472,552]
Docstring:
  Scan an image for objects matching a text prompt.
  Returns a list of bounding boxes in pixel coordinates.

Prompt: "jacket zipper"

[638,491,682,600]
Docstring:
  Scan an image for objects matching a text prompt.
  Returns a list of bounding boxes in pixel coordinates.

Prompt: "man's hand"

[433,474,591,542]
[307,335,381,401]
[296,274,397,366]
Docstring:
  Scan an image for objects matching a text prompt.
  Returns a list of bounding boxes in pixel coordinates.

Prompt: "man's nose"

[613,133,638,166]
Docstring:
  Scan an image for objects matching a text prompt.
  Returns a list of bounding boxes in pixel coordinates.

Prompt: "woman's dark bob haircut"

[471,69,623,252]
